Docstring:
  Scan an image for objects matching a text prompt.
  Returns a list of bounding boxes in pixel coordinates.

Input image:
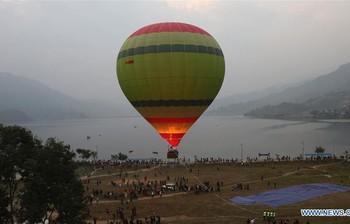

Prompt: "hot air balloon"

[116,22,225,155]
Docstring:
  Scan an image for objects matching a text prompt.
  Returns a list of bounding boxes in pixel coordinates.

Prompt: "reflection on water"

[261,121,309,131]
[24,116,350,160]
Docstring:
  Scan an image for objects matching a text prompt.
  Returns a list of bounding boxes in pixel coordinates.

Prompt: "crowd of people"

[84,152,337,170]
[82,157,333,223]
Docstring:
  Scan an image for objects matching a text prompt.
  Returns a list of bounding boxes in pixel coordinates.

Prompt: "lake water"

[23,116,350,160]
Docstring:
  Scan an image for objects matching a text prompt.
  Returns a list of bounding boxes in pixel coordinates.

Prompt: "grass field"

[82,159,350,224]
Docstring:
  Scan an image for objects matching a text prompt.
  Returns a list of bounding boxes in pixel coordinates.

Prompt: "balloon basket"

[167,148,179,159]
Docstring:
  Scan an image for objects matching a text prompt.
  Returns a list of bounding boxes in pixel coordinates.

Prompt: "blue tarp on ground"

[230,183,350,207]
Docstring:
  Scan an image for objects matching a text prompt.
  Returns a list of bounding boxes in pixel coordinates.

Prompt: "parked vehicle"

[161,183,176,191]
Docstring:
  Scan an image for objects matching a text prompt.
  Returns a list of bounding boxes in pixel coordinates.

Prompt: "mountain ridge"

[210,62,350,116]
[0,72,122,123]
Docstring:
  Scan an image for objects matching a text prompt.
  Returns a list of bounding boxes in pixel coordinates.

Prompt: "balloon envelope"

[117,22,225,147]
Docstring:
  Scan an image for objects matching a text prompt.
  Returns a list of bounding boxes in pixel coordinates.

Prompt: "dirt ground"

[82,159,350,224]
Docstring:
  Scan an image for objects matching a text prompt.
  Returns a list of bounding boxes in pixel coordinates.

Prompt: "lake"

[23,116,350,160]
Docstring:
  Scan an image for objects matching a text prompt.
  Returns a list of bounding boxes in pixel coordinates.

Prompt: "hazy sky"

[1,1,350,105]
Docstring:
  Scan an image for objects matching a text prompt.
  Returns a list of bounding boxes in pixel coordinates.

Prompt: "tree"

[20,138,87,223]
[117,152,128,161]
[0,125,87,223]
[76,148,96,161]
[91,150,98,161]
[315,146,326,154]
[0,124,41,224]
[0,188,11,223]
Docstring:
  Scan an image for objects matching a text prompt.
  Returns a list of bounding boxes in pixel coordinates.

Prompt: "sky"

[1,1,350,106]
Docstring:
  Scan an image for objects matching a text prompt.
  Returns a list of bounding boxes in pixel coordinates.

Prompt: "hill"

[0,109,33,124]
[210,63,350,117]
[0,72,120,123]
[244,91,350,119]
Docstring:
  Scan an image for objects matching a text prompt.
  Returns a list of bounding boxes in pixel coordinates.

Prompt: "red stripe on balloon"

[159,133,185,139]
[129,22,211,38]
[166,139,180,147]
[159,133,185,147]
[146,117,198,124]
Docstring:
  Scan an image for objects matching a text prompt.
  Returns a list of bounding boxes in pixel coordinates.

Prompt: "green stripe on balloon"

[118,77,224,102]
[117,44,223,59]
[117,54,224,101]
[130,99,213,107]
